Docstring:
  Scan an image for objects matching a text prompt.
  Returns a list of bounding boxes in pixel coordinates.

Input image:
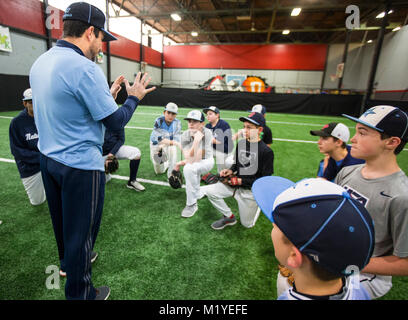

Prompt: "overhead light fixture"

[367,39,373,43]
[282,29,290,35]
[392,26,401,31]
[171,13,181,21]
[237,16,251,21]
[291,8,302,16]
[191,31,198,37]
[376,10,393,18]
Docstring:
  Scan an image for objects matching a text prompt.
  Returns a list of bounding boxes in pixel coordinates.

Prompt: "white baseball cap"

[251,104,266,115]
[165,102,178,114]
[310,122,350,143]
[184,110,205,122]
[22,88,32,101]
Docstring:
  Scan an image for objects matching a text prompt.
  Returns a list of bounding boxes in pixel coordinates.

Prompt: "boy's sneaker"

[181,203,198,218]
[127,180,145,191]
[95,286,111,300]
[59,251,98,277]
[211,215,237,230]
[91,251,98,263]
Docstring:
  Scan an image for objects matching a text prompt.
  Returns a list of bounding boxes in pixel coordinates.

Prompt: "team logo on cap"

[362,108,376,117]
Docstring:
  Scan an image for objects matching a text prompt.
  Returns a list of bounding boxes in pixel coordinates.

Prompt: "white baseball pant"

[200,182,261,228]
[184,158,214,206]
[103,145,141,182]
[214,149,234,172]
[22,171,46,206]
[114,145,141,160]
[150,142,179,178]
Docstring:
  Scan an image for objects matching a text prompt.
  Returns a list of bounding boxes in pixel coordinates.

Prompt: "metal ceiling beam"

[266,1,278,43]
[109,3,386,19]
[158,26,395,36]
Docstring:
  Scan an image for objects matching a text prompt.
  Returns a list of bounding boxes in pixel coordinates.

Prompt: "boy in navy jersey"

[9,88,46,206]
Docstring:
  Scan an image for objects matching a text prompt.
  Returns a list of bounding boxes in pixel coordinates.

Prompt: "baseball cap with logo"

[310,122,350,143]
[239,112,266,127]
[22,88,32,101]
[184,110,205,122]
[252,176,375,276]
[343,105,408,141]
[63,2,117,42]
[203,106,220,114]
[251,104,266,115]
[164,102,178,114]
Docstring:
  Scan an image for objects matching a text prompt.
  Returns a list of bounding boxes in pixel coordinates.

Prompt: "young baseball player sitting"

[9,88,46,206]
[200,112,274,230]
[232,104,273,147]
[252,177,375,300]
[103,127,145,191]
[172,110,214,218]
[150,102,182,178]
[310,122,364,181]
[202,106,234,172]
[335,105,408,299]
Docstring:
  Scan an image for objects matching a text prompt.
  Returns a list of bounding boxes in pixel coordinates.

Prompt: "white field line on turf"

[0,157,184,188]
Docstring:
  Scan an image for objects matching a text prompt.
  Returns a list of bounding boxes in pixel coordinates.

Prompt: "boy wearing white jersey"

[173,110,214,218]
[252,177,375,300]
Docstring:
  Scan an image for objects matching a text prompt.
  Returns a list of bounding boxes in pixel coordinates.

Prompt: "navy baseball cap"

[252,176,375,276]
[63,2,117,42]
[343,105,408,141]
[203,106,220,114]
[239,112,266,127]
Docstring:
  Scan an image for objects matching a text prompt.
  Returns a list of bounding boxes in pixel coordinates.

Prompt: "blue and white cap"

[203,106,220,114]
[252,176,375,276]
[343,105,408,141]
[184,110,205,122]
[251,104,266,115]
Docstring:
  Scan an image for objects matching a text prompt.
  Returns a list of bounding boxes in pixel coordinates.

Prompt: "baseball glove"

[169,170,183,189]
[105,155,119,174]
[278,264,294,286]
[202,173,221,185]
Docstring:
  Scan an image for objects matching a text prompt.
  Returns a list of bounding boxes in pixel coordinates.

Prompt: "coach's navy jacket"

[9,109,41,178]
[102,127,125,156]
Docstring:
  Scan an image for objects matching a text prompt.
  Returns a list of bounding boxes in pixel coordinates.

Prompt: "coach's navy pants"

[40,154,105,300]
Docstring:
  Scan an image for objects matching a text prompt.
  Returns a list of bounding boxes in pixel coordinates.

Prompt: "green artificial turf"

[0,106,407,300]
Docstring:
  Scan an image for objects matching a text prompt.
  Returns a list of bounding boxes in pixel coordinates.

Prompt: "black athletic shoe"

[95,286,111,300]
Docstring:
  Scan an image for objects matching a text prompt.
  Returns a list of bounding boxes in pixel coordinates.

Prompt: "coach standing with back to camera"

[29,2,155,300]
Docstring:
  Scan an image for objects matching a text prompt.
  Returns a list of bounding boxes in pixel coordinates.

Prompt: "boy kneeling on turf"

[172,110,214,218]
[200,112,274,230]
[252,177,375,300]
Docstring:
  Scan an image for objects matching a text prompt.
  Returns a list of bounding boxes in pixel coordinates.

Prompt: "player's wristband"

[229,176,239,186]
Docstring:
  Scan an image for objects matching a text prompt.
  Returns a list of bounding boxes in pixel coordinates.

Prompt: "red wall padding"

[0,0,161,67]
[163,44,328,70]
[144,46,162,67]
[109,31,141,61]
[0,0,46,36]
